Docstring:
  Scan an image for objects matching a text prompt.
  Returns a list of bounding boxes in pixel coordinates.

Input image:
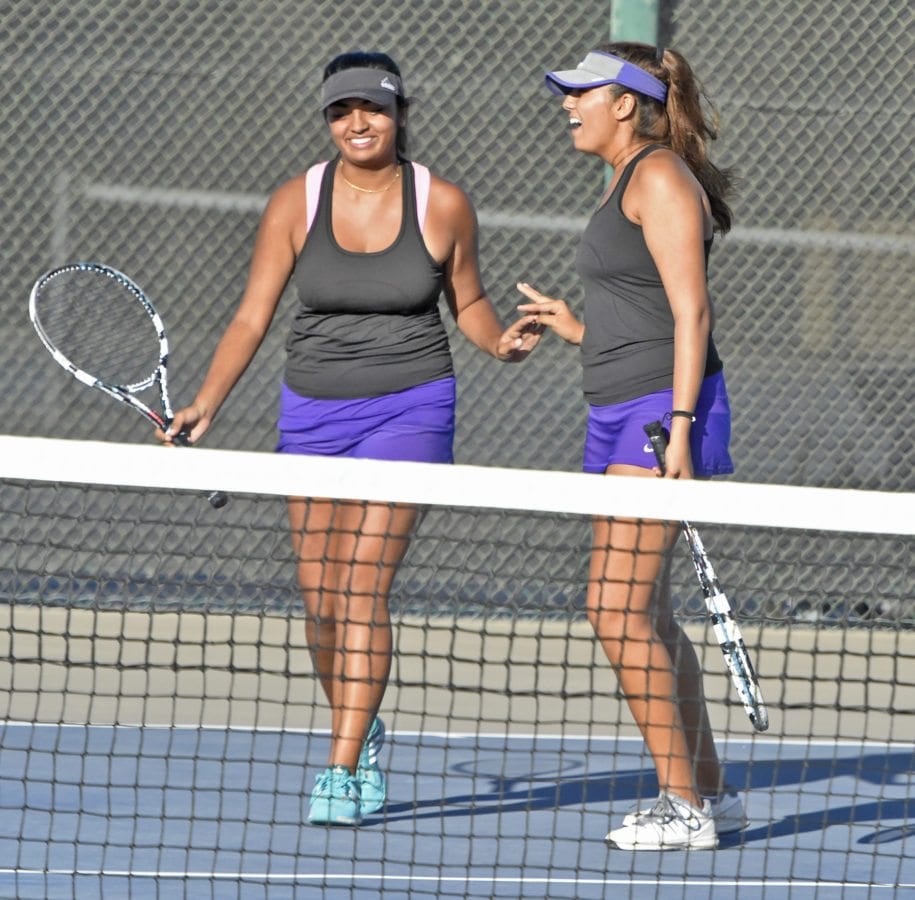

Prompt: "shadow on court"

[2,726,911,896]
[373,746,915,849]
[736,797,915,846]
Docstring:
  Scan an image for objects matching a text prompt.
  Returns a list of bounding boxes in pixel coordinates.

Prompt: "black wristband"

[670,410,696,422]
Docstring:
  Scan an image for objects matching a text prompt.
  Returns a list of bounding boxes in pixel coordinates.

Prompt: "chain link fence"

[1,2,913,631]
[2,0,913,490]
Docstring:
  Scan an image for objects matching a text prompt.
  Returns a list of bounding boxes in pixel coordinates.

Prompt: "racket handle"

[166,426,229,509]
[643,420,669,473]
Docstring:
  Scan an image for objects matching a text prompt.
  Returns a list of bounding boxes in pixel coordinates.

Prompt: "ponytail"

[599,42,734,234]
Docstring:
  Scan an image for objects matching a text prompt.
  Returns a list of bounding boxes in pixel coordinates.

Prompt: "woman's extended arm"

[159,177,303,443]
[431,178,541,361]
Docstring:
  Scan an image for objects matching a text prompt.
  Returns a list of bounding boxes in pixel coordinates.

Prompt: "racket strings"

[35,271,162,388]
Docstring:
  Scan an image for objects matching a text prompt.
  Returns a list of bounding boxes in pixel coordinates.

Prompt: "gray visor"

[545,51,667,103]
[320,68,404,110]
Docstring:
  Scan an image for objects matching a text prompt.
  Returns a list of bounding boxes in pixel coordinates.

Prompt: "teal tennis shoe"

[308,765,361,826]
[356,717,387,815]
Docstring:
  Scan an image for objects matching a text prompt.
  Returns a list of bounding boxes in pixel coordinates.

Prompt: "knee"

[304,612,336,653]
[585,604,629,652]
[297,563,358,602]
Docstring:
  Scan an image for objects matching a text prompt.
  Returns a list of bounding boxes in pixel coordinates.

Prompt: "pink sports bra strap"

[411,162,430,233]
[305,160,430,233]
[305,161,329,232]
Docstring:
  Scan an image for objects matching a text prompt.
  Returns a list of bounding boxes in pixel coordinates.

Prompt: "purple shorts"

[583,370,734,476]
[276,377,456,463]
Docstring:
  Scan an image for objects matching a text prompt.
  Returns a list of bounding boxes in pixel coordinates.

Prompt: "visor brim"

[545,70,615,95]
[320,89,400,111]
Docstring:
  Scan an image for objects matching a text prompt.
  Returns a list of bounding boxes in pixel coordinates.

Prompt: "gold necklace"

[337,163,401,194]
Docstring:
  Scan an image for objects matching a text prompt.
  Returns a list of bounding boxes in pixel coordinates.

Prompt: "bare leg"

[652,547,724,796]
[587,463,723,807]
[289,497,417,771]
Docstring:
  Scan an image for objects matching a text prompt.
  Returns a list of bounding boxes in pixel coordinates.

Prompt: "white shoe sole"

[607,835,719,850]
[608,794,719,849]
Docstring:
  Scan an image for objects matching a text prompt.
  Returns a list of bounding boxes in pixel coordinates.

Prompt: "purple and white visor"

[320,68,404,111]
[545,51,667,103]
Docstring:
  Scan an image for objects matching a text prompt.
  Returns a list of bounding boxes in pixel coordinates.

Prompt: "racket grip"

[166,426,229,509]
[643,420,669,473]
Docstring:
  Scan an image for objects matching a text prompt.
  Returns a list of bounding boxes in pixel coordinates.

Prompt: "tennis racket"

[29,262,228,509]
[643,420,768,731]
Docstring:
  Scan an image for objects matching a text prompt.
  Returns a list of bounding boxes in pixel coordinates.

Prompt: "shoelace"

[645,794,678,824]
[644,793,702,831]
[314,770,333,793]
[315,767,358,798]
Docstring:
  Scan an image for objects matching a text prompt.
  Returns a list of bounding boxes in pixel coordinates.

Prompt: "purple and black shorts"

[276,376,456,463]
[583,370,734,476]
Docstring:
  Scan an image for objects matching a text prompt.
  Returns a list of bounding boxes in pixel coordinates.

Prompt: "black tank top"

[577,144,722,405]
[284,160,453,399]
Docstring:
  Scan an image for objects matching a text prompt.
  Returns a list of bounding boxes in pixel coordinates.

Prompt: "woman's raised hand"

[516,282,585,345]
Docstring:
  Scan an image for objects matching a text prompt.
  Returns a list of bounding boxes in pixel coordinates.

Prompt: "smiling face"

[325,97,400,166]
[561,86,627,158]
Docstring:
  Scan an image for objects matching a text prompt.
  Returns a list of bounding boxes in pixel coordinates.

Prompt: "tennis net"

[1,435,913,898]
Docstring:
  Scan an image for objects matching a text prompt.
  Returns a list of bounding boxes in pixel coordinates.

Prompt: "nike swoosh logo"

[642,443,654,453]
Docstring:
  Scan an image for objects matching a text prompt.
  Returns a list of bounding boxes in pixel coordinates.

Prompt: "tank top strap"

[612,143,666,206]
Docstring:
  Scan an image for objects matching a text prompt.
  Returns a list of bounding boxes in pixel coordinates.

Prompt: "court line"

[0,870,907,890]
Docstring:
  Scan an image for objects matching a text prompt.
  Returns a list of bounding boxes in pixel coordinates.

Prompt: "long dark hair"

[599,42,734,234]
[322,51,410,159]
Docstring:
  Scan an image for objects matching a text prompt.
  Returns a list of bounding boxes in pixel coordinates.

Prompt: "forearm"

[454,295,505,357]
[670,310,709,434]
[192,317,268,419]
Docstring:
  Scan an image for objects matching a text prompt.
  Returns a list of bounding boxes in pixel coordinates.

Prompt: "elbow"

[231,313,272,345]
[674,307,711,340]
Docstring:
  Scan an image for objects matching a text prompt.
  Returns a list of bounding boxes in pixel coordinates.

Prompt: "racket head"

[29,262,168,394]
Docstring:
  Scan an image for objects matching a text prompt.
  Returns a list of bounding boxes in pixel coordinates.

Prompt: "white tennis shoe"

[622,787,747,834]
[606,792,718,850]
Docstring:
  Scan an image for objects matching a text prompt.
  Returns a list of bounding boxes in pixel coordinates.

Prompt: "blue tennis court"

[1,726,910,898]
